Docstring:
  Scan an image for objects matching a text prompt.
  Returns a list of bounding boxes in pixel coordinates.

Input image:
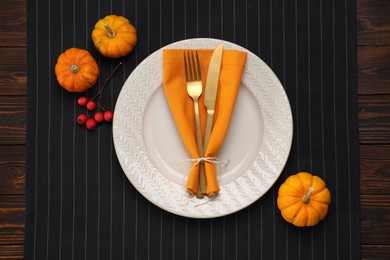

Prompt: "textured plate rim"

[113,38,293,218]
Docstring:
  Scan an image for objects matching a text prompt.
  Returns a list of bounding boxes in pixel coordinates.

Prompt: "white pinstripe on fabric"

[84,2,89,260]
[109,4,114,260]
[307,0,314,258]
[331,0,340,257]
[96,4,101,259]
[71,0,77,258]
[58,0,64,258]
[46,0,52,259]
[319,0,327,257]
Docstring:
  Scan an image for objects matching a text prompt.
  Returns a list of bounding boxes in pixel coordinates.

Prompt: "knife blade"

[203,43,224,152]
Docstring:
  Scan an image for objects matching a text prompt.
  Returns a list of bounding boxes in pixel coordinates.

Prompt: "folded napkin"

[163,48,247,196]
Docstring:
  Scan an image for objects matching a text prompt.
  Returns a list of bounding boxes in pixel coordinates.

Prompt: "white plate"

[113,38,293,218]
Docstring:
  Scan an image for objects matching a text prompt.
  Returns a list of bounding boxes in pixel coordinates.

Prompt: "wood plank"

[358,46,390,95]
[0,245,23,259]
[361,195,390,245]
[0,48,27,96]
[0,230,24,246]
[0,0,26,47]
[0,96,26,145]
[362,245,390,260]
[358,95,390,144]
[357,0,390,45]
[0,146,25,195]
[0,196,25,246]
[360,145,390,195]
[0,196,25,229]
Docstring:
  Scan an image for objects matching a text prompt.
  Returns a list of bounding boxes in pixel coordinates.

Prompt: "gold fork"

[184,50,206,198]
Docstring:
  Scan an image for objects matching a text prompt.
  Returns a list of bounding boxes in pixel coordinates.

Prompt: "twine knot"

[178,157,230,173]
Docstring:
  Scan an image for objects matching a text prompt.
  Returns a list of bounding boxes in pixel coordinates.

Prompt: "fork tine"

[184,50,202,82]
[189,51,195,81]
[195,51,201,81]
[183,52,189,81]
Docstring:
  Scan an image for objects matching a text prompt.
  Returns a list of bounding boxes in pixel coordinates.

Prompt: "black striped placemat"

[25,0,360,259]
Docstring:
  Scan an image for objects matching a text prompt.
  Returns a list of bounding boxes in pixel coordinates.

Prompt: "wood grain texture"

[0,0,26,47]
[0,196,24,246]
[0,146,25,195]
[0,196,25,227]
[0,96,26,145]
[358,95,390,144]
[362,245,390,260]
[0,48,27,96]
[358,46,390,95]
[357,0,390,45]
[360,145,390,195]
[0,245,24,259]
[0,230,24,246]
[361,195,390,245]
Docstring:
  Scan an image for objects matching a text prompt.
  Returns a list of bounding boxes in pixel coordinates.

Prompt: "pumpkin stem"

[302,187,315,203]
[70,64,80,73]
[104,23,116,38]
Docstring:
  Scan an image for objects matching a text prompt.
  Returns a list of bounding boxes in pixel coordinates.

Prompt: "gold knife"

[203,43,224,152]
[196,44,224,196]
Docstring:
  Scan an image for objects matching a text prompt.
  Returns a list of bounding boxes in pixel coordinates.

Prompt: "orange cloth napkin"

[163,48,247,196]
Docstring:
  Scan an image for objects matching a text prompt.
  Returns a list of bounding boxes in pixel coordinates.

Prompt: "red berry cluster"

[77,96,114,130]
[76,62,121,131]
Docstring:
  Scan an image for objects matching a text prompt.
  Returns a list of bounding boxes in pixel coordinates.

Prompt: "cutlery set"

[184,43,224,198]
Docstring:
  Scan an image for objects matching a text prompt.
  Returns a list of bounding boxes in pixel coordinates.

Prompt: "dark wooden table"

[0,0,388,258]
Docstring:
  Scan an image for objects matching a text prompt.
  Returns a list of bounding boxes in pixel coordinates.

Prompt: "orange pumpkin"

[55,48,99,92]
[92,15,137,58]
[277,172,331,227]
